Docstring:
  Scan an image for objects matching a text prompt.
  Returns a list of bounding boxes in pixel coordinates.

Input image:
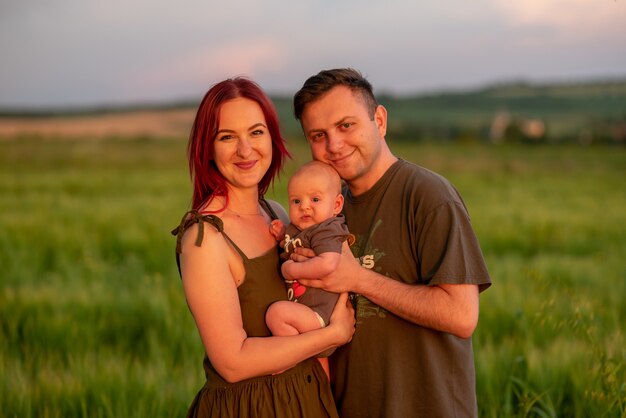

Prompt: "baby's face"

[288,173,341,230]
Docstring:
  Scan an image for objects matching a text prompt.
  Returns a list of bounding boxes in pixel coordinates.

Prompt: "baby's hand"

[269,219,286,242]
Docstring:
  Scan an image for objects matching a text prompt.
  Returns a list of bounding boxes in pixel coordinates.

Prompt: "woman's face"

[213,97,273,193]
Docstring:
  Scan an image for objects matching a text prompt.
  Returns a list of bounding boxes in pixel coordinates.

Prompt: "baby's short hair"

[290,161,341,194]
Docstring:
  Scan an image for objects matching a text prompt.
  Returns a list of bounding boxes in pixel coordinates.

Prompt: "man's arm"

[352,267,479,339]
[294,244,479,339]
[282,252,341,281]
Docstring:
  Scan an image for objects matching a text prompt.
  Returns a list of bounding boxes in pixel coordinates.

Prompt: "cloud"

[1,0,624,106]
[491,0,626,42]
[123,37,288,100]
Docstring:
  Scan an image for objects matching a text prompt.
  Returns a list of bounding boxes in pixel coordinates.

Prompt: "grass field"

[1,137,624,417]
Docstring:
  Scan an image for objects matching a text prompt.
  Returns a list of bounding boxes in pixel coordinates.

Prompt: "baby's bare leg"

[266,301,324,336]
[265,301,330,379]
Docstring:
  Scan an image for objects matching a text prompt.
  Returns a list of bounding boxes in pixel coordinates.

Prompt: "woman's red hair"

[187,77,290,211]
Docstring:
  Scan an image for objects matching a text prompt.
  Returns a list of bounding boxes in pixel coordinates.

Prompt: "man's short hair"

[293,68,378,121]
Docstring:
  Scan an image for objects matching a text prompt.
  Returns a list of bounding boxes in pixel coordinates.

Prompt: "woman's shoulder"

[172,210,227,254]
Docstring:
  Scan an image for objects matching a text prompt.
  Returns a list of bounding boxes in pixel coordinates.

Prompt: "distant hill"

[2,79,625,144]
[273,79,626,144]
[374,79,626,143]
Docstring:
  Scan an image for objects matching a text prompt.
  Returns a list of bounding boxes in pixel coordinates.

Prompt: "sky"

[1,0,625,108]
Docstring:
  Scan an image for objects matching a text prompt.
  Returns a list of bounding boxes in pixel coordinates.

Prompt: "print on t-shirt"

[350,219,388,323]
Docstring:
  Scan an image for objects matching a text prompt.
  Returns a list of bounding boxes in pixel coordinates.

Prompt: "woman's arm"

[180,223,354,383]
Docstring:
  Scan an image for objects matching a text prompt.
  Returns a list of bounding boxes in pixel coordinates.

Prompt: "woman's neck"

[207,187,260,215]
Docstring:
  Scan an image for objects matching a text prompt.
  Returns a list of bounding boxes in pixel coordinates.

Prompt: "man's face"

[299,86,387,192]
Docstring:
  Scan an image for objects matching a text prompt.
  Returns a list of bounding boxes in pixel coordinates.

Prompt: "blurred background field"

[2,79,626,145]
[1,82,625,417]
[3,0,625,415]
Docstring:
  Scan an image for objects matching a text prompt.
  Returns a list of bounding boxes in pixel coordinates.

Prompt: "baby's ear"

[334,193,344,214]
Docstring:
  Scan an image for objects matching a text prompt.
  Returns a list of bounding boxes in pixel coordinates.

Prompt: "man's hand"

[280,259,296,280]
[288,246,315,262]
[294,242,360,294]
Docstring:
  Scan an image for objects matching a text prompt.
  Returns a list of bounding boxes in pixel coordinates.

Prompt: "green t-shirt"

[330,159,491,418]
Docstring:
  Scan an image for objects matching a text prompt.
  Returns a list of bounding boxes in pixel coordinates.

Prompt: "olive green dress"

[172,200,338,418]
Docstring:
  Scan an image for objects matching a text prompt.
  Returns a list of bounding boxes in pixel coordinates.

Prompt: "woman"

[171,77,355,418]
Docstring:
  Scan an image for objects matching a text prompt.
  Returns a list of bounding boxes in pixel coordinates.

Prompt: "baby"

[265,161,352,377]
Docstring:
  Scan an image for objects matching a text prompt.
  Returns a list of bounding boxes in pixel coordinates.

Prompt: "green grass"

[1,137,624,417]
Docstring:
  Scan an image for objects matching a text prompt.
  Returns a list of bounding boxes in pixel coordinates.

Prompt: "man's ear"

[375,104,387,138]
[334,193,344,214]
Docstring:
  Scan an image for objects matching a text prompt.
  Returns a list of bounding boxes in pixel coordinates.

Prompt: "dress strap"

[171,198,279,272]
[259,198,279,221]
[170,209,248,260]
[171,210,225,254]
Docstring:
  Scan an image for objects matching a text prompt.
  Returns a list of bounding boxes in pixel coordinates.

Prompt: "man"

[291,68,492,418]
